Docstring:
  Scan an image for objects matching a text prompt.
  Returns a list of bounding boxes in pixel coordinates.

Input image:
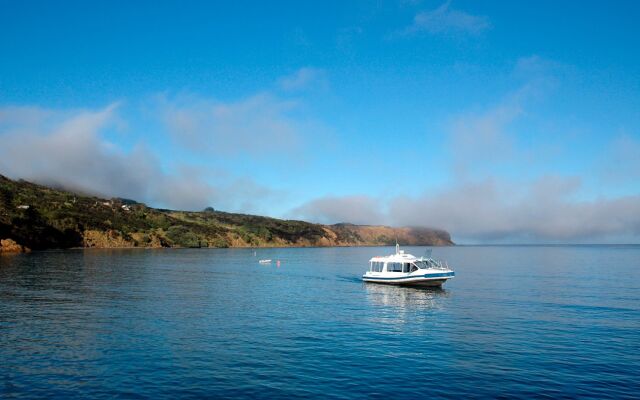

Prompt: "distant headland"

[0,174,453,254]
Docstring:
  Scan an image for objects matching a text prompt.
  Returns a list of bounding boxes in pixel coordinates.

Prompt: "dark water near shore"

[1,245,639,399]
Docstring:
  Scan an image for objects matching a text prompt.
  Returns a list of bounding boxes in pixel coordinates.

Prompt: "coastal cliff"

[0,175,453,252]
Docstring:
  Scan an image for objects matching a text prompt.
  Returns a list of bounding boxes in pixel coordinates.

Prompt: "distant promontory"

[0,175,453,253]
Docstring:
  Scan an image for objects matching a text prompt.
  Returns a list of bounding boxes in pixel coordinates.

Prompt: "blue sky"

[1,1,639,243]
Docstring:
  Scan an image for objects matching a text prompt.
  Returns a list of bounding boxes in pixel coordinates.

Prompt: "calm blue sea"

[1,245,639,399]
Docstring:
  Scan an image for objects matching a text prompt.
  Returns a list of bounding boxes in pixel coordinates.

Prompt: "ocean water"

[1,245,639,399]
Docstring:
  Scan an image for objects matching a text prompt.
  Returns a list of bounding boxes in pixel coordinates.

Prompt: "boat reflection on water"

[363,284,451,328]
[364,282,450,309]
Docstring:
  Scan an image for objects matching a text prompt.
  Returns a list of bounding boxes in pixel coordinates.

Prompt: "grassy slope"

[0,175,453,250]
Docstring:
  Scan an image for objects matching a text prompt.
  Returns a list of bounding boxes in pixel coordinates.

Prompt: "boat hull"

[363,278,448,287]
[362,272,454,287]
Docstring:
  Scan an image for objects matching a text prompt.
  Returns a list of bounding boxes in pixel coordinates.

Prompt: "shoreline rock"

[0,238,30,255]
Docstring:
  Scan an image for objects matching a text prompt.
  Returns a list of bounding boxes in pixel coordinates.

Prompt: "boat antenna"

[395,238,399,254]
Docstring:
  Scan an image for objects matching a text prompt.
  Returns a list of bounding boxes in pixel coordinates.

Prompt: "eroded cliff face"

[327,224,453,246]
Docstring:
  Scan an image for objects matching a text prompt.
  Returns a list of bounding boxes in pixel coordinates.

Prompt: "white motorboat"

[258,259,272,264]
[362,244,455,287]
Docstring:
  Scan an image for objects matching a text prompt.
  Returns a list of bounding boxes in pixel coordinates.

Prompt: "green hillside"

[0,175,453,252]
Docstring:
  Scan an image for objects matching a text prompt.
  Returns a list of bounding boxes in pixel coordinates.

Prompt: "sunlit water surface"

[1,246,639,399]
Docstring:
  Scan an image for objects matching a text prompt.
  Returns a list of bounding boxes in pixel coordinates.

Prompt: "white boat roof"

[369,244,420,262]
[369,252,418,263]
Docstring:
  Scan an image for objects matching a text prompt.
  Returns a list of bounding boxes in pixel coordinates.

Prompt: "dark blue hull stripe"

[362,272,455,281]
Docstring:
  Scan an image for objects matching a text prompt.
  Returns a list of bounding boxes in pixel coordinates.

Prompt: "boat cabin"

[369,258,441,272]
[369,260,423,273]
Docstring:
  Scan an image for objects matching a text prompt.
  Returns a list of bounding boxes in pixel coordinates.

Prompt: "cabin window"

[402,263,410,273]
[410,264,418,272]
[387,262,402,272]
[371,261,383,272]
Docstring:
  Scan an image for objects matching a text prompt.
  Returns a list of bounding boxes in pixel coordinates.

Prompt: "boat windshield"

[415,260,439,269]
[414,261,428,269]
[416,258,446,269]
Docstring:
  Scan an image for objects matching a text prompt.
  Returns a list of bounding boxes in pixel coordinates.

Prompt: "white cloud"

[159,92,303,157]
[288,177,640,243]
[600,134,640,182]
[447,57,562,178]
[388,177,640,242]
[277,67,327,91]
[513,55,567,84]
[401,1,490,36]
[0,104,277,212]
[288,195,386,225]
[448,101,522,177]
